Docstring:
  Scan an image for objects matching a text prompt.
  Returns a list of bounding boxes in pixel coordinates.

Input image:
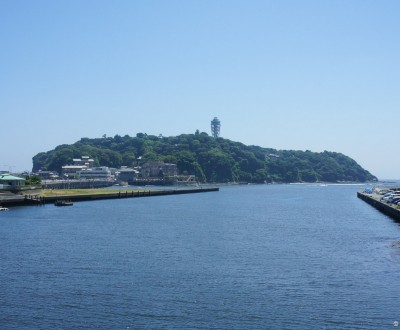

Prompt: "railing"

[3,185,42,192]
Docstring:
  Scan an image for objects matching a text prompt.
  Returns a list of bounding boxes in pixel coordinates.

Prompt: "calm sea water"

[1,184,400,329]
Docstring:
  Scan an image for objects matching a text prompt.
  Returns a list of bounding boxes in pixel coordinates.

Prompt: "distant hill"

[32,132,377,183]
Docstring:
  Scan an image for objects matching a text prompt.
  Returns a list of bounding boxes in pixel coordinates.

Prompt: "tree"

[26,175,41,185]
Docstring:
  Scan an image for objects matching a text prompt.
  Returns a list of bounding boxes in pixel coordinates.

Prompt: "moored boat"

[54,200,73,207]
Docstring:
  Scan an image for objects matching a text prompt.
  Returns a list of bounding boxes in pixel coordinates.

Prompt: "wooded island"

[32,132,377,184]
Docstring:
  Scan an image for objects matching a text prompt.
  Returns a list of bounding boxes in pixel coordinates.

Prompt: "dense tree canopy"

[32,133,377,183]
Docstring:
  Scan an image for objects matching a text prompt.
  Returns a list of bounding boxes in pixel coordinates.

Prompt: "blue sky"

[1,1,399,179]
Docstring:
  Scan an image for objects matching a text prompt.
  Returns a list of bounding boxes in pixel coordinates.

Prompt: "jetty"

[357,188,400,222]
[0,187,219,207]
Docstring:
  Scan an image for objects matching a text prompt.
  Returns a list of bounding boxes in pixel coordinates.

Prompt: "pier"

[357,190,400,222]
[0,187,219,207]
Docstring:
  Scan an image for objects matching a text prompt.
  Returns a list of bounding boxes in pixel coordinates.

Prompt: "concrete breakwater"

[357,191,400,222]
[0,187,219,207]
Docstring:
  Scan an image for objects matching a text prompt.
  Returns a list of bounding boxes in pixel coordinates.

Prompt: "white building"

[0,173,26,190]
[79,167,113,180]
[62,165,87,178]
[61,156,95,178]
[73,156,94,168]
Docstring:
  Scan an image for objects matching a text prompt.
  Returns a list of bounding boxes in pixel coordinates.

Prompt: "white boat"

[0,207,9,211]
[54,200,73,207]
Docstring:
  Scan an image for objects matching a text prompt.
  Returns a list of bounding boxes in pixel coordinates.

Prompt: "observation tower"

[211,117,221,138]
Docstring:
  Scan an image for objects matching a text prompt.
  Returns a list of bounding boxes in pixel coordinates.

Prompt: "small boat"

[54,200,73,207]
[0,207,9,211]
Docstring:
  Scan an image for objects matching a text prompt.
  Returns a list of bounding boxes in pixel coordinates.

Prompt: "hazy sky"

[1,1,399,179]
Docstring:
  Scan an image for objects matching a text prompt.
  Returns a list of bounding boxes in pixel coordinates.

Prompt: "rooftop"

[0,174,25,181]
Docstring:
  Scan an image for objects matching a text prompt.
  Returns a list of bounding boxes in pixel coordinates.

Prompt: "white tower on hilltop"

[211,117,221,138]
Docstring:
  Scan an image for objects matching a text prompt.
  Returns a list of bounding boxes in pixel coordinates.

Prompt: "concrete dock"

[357,190,400,222]
[0,187,219,207]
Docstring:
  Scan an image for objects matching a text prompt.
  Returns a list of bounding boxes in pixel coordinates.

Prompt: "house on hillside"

[141,161,177,178]
[73,156,94,168]
[61,156,95,179]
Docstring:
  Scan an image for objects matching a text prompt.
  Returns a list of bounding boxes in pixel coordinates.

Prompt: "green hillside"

[32,132,377,183]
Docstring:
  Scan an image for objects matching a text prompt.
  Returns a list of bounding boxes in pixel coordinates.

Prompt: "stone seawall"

[357,191,400,222]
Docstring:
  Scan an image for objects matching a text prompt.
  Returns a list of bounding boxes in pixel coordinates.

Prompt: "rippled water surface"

[1,184,400,329]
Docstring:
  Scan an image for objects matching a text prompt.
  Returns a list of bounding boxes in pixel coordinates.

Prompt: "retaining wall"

[357,192,400,222]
